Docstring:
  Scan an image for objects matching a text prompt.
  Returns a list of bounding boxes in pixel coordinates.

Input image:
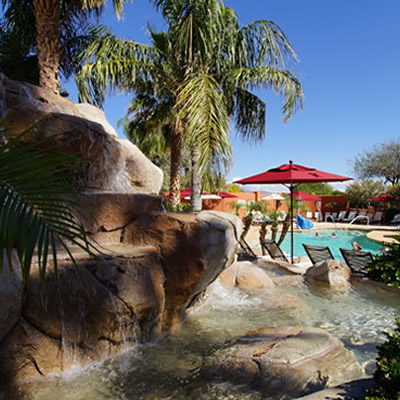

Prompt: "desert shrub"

[367,240,400,288]
[366,318,400,400]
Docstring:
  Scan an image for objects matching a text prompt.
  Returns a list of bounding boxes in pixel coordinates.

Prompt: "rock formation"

[0,75,243,386]
[0,210,241,385]
[306,259,351,287]
[0,73,163,194]
[205,326,363,398]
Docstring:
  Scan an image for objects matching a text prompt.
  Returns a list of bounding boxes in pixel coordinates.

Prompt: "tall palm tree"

[77,0,303,209]
[1,0,129,94]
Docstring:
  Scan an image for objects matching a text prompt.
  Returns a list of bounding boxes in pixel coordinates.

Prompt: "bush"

[366,318,400,400]
[367,240,400,288]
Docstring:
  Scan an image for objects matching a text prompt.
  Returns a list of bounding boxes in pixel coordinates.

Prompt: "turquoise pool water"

[280,229,382,259]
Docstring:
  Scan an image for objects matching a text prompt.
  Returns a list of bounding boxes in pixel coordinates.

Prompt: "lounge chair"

[306,211,313,219]
[343,210,357,222]
[314,211,320,221]
[339,248,374,275]
[237,237,258,261]
[302,244,334,264]
[324,212,331,222]
[336,210,347,221]
[367,213,374,223]
[263,240,312,268]
[331,212,338,219]
[371,211,383,224]
[262,239,289,262]
[389,214,400,226]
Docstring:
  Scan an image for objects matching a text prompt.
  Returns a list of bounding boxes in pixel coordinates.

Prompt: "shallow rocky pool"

[10,275,400,400]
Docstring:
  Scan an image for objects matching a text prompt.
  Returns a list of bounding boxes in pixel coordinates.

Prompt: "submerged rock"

[218,261,275,289]
[205,326,363,398]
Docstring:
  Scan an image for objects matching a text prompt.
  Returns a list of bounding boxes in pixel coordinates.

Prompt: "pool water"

[280,229,382,260]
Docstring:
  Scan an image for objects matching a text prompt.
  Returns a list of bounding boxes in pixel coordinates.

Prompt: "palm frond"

[176,71,232,173]
[0,119,97,286]
[232,66,304,122]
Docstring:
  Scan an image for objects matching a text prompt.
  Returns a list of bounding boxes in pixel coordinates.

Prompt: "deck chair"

[302,244,334,264]
[389,214,400,226]
[343,210,357,222]
[339,248,374,275]
[237,237,258,261]
[262,239,288,262]
[324,212,331,222]
[336,210,347,221]
[371,211,383,224]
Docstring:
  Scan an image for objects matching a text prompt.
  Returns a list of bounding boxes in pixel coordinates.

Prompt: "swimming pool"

[280,229,382,260]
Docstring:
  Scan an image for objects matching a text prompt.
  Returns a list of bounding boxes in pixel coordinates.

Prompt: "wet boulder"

[205,326,363,398]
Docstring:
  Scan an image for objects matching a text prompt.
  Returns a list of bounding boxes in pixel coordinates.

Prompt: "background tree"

[1,0,129,94]
[77,0,303,210]
[296,182,335,195]
[352,139,400,185]
[345,180,386,208]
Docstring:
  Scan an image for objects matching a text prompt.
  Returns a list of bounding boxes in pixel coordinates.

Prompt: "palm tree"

[0,118,95,287]
[77,0,303,210]
[1,0,128,94]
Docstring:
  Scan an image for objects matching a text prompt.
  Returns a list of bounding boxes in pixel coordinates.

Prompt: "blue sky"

[15,0,400,191]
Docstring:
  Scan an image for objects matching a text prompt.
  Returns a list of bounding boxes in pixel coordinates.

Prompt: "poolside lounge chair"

[302,244,334,264]
[262,239,288,262]
[343,210,357,222]
[306,211,313,219]
[331,212,338,219]
[339,248,374,275]
[389,214,400,226]
[336,210,347,221]
[371,211,383,224]
[324,212,331,222]
[314,212,320,221]
[237,237,258,261]
[262,240,313,270]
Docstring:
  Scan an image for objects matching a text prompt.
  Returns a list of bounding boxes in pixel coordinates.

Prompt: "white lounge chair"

[389,214,400,225]
[324,212,331,222]
[343,210,357,222]
[331,212,338,219]
[306,211,313,219]
[367,213,374,223]
[371,211,383,224]
[337,210,347,221]
[314,211,320,221]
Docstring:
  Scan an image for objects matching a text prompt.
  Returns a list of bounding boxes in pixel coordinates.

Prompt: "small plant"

[367,239,400,288]
[366,318,400,400]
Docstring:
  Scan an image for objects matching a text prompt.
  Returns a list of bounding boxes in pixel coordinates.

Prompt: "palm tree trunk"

[241,214,253,240]
[169,126,182,209]
[191,149,202,212]
[277,215,290,246]
[271,224,278,242]
[259,222,268,255]
[33,0,61,95]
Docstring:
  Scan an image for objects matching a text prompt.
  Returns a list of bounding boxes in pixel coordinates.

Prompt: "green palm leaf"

[0,119,96,286]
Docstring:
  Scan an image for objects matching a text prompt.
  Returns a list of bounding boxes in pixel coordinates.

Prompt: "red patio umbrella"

[234,160,351,263]
[292,191,322,201]
[217,192,237,198]
[371,194,396,202]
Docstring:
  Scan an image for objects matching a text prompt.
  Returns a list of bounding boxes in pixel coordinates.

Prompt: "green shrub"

[367,240,400,288]
[366,318,400,400]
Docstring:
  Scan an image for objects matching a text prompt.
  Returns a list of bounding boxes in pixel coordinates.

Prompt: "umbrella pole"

[290,183,294,264]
